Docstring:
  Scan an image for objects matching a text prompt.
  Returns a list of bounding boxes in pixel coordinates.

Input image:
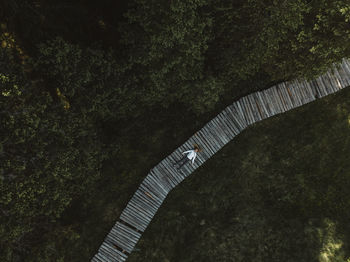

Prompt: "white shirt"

[182,150,197,164]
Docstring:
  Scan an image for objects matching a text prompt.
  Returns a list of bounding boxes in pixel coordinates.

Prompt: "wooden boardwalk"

[91,59,350,262]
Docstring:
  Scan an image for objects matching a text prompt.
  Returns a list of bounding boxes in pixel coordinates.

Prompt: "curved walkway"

[92,59,350,262]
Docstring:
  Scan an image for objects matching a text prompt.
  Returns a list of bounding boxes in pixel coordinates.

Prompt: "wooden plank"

[323,72,337,93]
[137,185,163,207]
[122,203,152,225]
[151,167,175,191]
[276,83,289,111]
[225,106,245,131]
[232,101,249,128]
[332,65,347,88]
[153,164,176,189]
[91,253,105,262]
[298,80,310,104]
[251,93,269,119]
[242,96,254,124]
[322,73,334,94]
[119,214,145,233]
[106,223,141,253]
[132,189,159,213]
[126,198,154,220]
[270,86,283,113]
[100,242,127,261]
[208,118,231,144]
[95,251,114,262]
[283,82,296,108]
[165,155,188,180]
[133,188,160,211]
[265,88,281,114]
[148,169,171,193]
[120,210,149,232]
[115,222,142,239]
[341,59,350,85]
[193,130,216,156]
[144,173,168,197]
[308,79,320,99]
[303,81,316,102]
[246,95,261,123]
[196,131,217,158]
[238,97,251,125]
[218,111,240,136]
[240,97,254,125]
[106,231,135,254]
[271,85,286,112]
[323,73,336,94]
[159,158,178,177]
[327,70,342,92]
[232,102,249,128]
[105,233,133,254]
[247,94,263,122]
[314,76,328,97]
[292,81,303,104]
[198,127,221,152]
[207,120,228,144]
[163,159,185,184]
[200,128,221,152]
[120,207,148,232]
[340,59,350,85]
[284,81,298,107]
[222,108,242,134]
[277,83,294,110]
[99,242,126,262]
[258,91,274,116]
[213,114,236,140]
[289,81,303,107]
[339,61,350,86]
[157,161,181,186]
[133,190,160,212]
[142,177,167,200]
[126,202,152,223]
[223,111,241,135]
[295,81,307,104]
[100,244,117,261]
[203,124,225,149]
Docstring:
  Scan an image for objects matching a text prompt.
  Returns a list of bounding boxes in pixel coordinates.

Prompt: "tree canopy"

[1,0,350,261]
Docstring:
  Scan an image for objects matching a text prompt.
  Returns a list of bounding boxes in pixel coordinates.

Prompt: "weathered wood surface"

[92,59,350,261]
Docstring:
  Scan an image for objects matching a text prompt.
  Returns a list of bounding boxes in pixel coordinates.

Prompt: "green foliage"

[209,0,350,81]
[119,0,222,114]
[33,37,125,120]
[3,0,350,261]
[128,87,350,262]
[0,45,104,260]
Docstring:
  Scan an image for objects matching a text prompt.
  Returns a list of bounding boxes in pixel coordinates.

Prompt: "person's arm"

[191,154,197,165]
[182,150,192,154]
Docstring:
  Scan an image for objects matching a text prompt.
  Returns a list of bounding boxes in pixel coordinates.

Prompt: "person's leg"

[175,155,188,166]
[178,157,190,169]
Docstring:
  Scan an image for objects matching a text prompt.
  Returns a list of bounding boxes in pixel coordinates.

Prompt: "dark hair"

[193,144,201,151]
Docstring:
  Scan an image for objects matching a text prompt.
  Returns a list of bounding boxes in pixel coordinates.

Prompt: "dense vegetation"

[128,87,350,262]
[1,0,350,261]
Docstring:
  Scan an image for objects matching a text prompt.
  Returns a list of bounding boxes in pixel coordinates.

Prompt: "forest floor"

[59,75,274,261]
[4,2,350,261]
[126,87,350,262]
[59,83,350,261]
